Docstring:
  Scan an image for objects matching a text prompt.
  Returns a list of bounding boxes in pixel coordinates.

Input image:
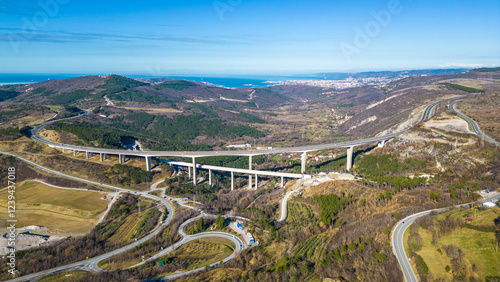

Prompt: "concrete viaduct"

[31,112,397,190]
[31,96,454,189]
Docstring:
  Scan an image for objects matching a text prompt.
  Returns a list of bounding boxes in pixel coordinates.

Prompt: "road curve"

[449,100,500,146]
[392,193,500,282]
[4,97,460,281]
[278,180,304,222]
[2,152,244,282]
[135,214,245,281]
[31,111,402,158]
[30,97,459,160]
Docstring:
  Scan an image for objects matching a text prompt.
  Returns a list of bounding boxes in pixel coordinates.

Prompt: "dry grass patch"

[0,181,108,234]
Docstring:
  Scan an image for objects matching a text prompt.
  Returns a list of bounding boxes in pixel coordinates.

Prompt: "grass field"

[0,181,108,234]
[411,207,500,281]
[158,237,235,275]
[38,270,91,282]
[106,206,157,244]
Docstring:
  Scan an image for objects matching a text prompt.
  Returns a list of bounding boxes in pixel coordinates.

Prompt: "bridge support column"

[188,166,191,178]
[192,157,197,186]
[104,154,107,160]
[301,152,307,173]
[231,171,234,191]
[255,174,258,189]
[248,155,253,189]
[281,176,284,188]
[119,154,123,164]
[86,152,89,159]
[62,148,65,153]
[346,146,354,171]
[145,156,151,171]
[100,153,104,162]
[73,150,77,156]
[378,140,386,148]
[209,169,212,186]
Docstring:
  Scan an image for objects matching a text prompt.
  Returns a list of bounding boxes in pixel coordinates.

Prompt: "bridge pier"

[378,140,386,148]
[100,153,104,162]
[231,171,234,191]
[188,166,191,178]
[248,156,253,189]
[255,174,258,189]
[209,169,212,186]
[86,151,89,159]
[281,176,284,188]
[73,150,77,156]
[119,154,123,164]
[301,152,307,173]
[192,157,197,186]
[146,156,151,171]
[62,148,65,153]
[346,146,354,171]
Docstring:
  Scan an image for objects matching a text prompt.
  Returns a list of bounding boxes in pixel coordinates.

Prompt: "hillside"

[1,70,499,151]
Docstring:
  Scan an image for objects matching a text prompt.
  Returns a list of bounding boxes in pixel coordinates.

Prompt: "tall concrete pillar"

[104,154,107,160]
[248,155,253,189]
[119,154,123,164]
[281,176,284,188]
[100,153,104,162]
[346,146,354,171]
[192,157,197,186]
[86,152,89,159]
[146,156,151,171]
[255,174,258,189]
[301,152,307,173]
[231,171,234,191]
[62,148,65,153]
[188,166,191,178]
[378,140,386,148]
[209,169,212,186]
[73,150,77,156]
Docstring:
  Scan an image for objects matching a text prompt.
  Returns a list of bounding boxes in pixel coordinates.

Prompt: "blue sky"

[1,0,499,75]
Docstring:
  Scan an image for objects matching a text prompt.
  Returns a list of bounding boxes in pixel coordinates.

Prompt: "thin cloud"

[0,27,247,45]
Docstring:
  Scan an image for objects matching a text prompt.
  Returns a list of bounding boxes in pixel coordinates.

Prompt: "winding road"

[392,193,500,282]
[3,153,245,282]
[392,99,500,281]
[450,100,500,146]
[3,96,476,281]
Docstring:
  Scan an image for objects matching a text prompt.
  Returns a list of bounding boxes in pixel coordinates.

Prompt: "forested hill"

[0,74,288,109]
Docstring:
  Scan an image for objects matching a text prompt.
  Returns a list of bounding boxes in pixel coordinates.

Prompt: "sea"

[0,74,332,88]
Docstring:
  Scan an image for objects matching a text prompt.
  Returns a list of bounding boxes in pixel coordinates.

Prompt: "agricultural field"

[409,207,500,281]
[286,202,317,226]
[157,237,235,276]
[104,205,160,245]
[98,225,182,270]
[0,180,108,234]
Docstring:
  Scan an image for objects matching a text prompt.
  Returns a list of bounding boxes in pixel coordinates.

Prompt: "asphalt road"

[278,180,304,222]
[4,97,469,281]
[31,111,403,158]
[450,100,500,146]
[392,193,500,282]
[2,152,245,282]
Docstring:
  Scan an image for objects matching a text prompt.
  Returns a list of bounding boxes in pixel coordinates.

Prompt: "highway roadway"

[392,193,500,281]
[31,96,461,161]
[31,111,402,158]
[450,100,500,146]
[4,96,471,280]
[3,152,246,282]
